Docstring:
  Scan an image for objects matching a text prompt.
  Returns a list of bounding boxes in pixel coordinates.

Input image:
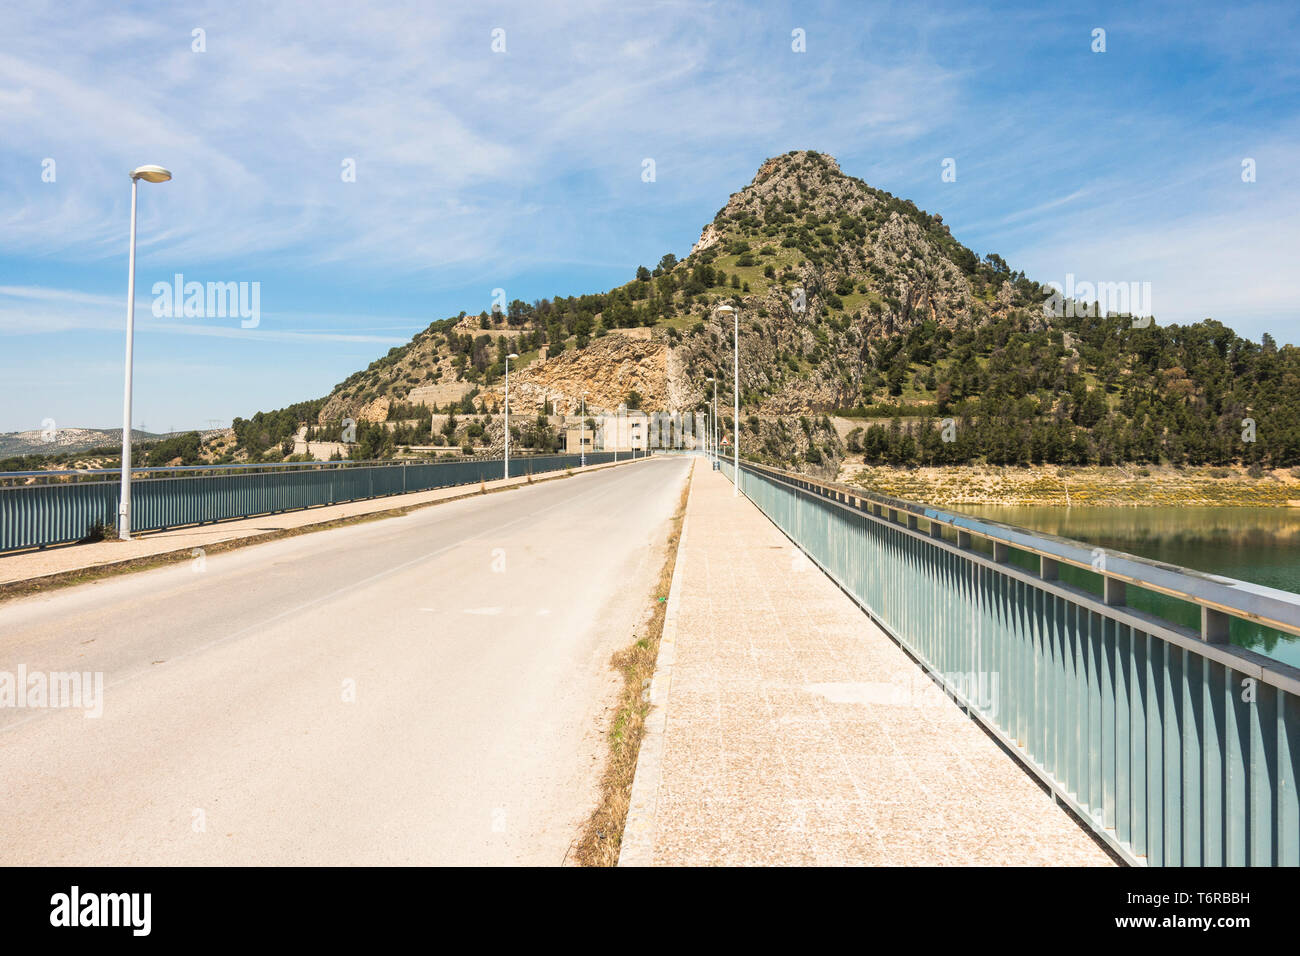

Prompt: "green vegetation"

[145,431,202,466]
[846,316,1298,467]
[232,399,325,459]
[221,149,1298,474]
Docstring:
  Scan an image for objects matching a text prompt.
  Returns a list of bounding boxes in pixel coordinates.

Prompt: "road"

[0,455,690,865]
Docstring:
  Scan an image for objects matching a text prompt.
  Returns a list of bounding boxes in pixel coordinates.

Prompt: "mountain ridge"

[210,150,1300,474]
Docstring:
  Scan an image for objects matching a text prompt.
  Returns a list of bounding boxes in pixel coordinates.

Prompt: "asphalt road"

[0,455,690,865]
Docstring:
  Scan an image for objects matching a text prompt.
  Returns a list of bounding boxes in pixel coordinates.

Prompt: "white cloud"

[0,0,959,275]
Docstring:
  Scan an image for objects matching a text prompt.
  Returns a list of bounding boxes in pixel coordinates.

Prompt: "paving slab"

[621,465,1115,867]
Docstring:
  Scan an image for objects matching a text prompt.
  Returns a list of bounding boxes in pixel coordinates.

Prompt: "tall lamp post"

[119,164,172,541]
[706,376,716,466]
[714,377,719,467]
[716,304,739,496]
[613,404,621,465]
[580,392,588,468]
[504,352,518,480]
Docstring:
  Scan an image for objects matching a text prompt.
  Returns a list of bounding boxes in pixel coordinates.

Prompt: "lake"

[961,505,1300,670]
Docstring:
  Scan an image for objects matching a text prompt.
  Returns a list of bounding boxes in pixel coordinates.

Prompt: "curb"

[617,467,694,867]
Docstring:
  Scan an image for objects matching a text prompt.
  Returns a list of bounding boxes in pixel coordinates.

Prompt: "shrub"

[80,517,116,543]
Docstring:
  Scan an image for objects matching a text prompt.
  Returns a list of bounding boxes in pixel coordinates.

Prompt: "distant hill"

[0,427,150,459]
[227,150,1300,474]
[0,428,227,466]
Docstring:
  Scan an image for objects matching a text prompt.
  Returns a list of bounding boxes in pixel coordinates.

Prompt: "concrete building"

[563,411,651,453]
[564,426,595,455]
[596,411,649,452]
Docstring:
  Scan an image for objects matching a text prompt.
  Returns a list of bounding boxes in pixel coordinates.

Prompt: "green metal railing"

[724,459,1300,867]
[0,453,615,553]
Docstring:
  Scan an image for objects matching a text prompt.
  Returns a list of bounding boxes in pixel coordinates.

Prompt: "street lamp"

[504,352,519,480]
[713,376,719,467]
[118,164,172,540]
[580,392,587,468]
[717,304,739,496]
[706,376,716,467]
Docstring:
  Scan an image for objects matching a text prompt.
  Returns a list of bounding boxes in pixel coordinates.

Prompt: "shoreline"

[840,463,1300,508]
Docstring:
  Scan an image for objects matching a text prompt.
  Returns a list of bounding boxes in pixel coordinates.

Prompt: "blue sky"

[1,0,1296,432]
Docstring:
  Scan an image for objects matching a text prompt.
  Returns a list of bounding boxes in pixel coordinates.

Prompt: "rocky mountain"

[227,150,1298,474]
[289,150,1040,472]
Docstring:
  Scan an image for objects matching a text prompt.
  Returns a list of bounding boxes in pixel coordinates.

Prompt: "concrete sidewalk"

[620,465,1115,866]
[0,457,643,589]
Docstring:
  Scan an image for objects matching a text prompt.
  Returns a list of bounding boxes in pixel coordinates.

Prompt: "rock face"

[408,382,476,408]
[291,150,1050,475]
[663,150,1039,419]
[486,331,673,415]
[691,222,723,255]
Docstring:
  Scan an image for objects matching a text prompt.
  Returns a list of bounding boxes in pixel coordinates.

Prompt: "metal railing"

[723,459,1300,867]
[0,453,616,553]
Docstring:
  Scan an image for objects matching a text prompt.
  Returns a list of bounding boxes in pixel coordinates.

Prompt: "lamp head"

[130,165,172,183]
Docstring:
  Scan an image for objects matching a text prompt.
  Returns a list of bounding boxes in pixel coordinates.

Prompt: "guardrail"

[723,459,1300,867]
[0,453,617,553]
[0,457,451,481]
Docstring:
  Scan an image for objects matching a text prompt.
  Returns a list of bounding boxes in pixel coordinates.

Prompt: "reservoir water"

[961,505,1300,670]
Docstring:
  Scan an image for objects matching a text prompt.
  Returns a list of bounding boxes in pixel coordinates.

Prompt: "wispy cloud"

[0,0,1297,430]
[0,285,410,344]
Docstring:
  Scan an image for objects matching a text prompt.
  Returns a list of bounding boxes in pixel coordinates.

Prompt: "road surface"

[0,456,690,865]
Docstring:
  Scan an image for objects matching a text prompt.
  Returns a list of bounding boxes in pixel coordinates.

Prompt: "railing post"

[1104,576,1127,606]
[928,520,944,539]
[992,541,1009,563]
[1041,556,1059,580]
[956,530,972,549]
[1202,607,1231,643]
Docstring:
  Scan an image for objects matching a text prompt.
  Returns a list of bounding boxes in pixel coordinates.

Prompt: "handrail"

[727,457,1300,866]
[742,460,1300,643]
[0,452,563,483]
[0,451,619,552]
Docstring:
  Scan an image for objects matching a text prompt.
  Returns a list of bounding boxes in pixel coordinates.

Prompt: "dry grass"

[571,462,693,866]
[841,463,1300,508]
